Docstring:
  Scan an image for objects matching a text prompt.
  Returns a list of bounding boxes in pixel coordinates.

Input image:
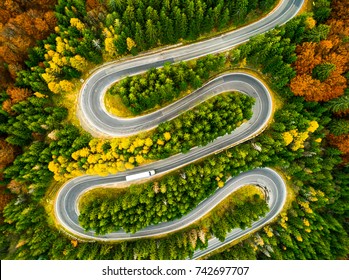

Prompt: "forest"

[108,54,227,114]
[79,151,262,234]
[48,91,253,181]
[0,0,348,260]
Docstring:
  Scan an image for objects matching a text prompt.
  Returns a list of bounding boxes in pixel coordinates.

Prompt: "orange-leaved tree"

[328,134,349,163]
[290,2,349,102]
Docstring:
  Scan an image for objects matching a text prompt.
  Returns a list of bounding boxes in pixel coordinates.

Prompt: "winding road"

[55,0,304,259]
[78,0,303,137]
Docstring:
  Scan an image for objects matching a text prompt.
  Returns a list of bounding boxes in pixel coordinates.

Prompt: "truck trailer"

[125,170,156,182]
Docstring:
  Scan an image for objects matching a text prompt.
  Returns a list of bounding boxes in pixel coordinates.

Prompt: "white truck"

[125,170,155,182]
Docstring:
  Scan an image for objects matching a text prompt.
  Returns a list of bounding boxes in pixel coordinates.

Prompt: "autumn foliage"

[290,2,349,102]
[328,134,349,163]
[324,0,349,162]
[2,87,32,113]
[0,0,57,86]
[86,0,101,11]
[329,0,349,21]
[0,139,17,210]
[0,0,56,24]
[0,139,17,170]
[0,185,13,214]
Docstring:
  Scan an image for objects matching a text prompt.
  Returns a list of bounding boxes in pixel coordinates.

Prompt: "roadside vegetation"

[0,0,58,236]
[210,0,349,259]
[78,95,327,236]
[0,0,348,260]
[48,92,254,181]
[0,0,278,212]
[107,54,227,115]
[78,141,260,234]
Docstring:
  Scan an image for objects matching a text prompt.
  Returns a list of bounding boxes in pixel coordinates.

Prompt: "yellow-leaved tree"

[70,18,85,31]
[126,37,136,52]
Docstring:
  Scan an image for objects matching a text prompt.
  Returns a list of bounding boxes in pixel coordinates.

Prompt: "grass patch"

[42,178,70,228]
[52,87,80,128]
[52,61,100,131]
[298,0,313,14]
[104,94,134,118]
[273,167,297,214]
[78,185,129,211]
[216,185,265,212]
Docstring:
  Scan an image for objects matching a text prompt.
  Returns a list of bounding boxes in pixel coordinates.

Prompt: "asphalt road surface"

[55,0,304,259]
